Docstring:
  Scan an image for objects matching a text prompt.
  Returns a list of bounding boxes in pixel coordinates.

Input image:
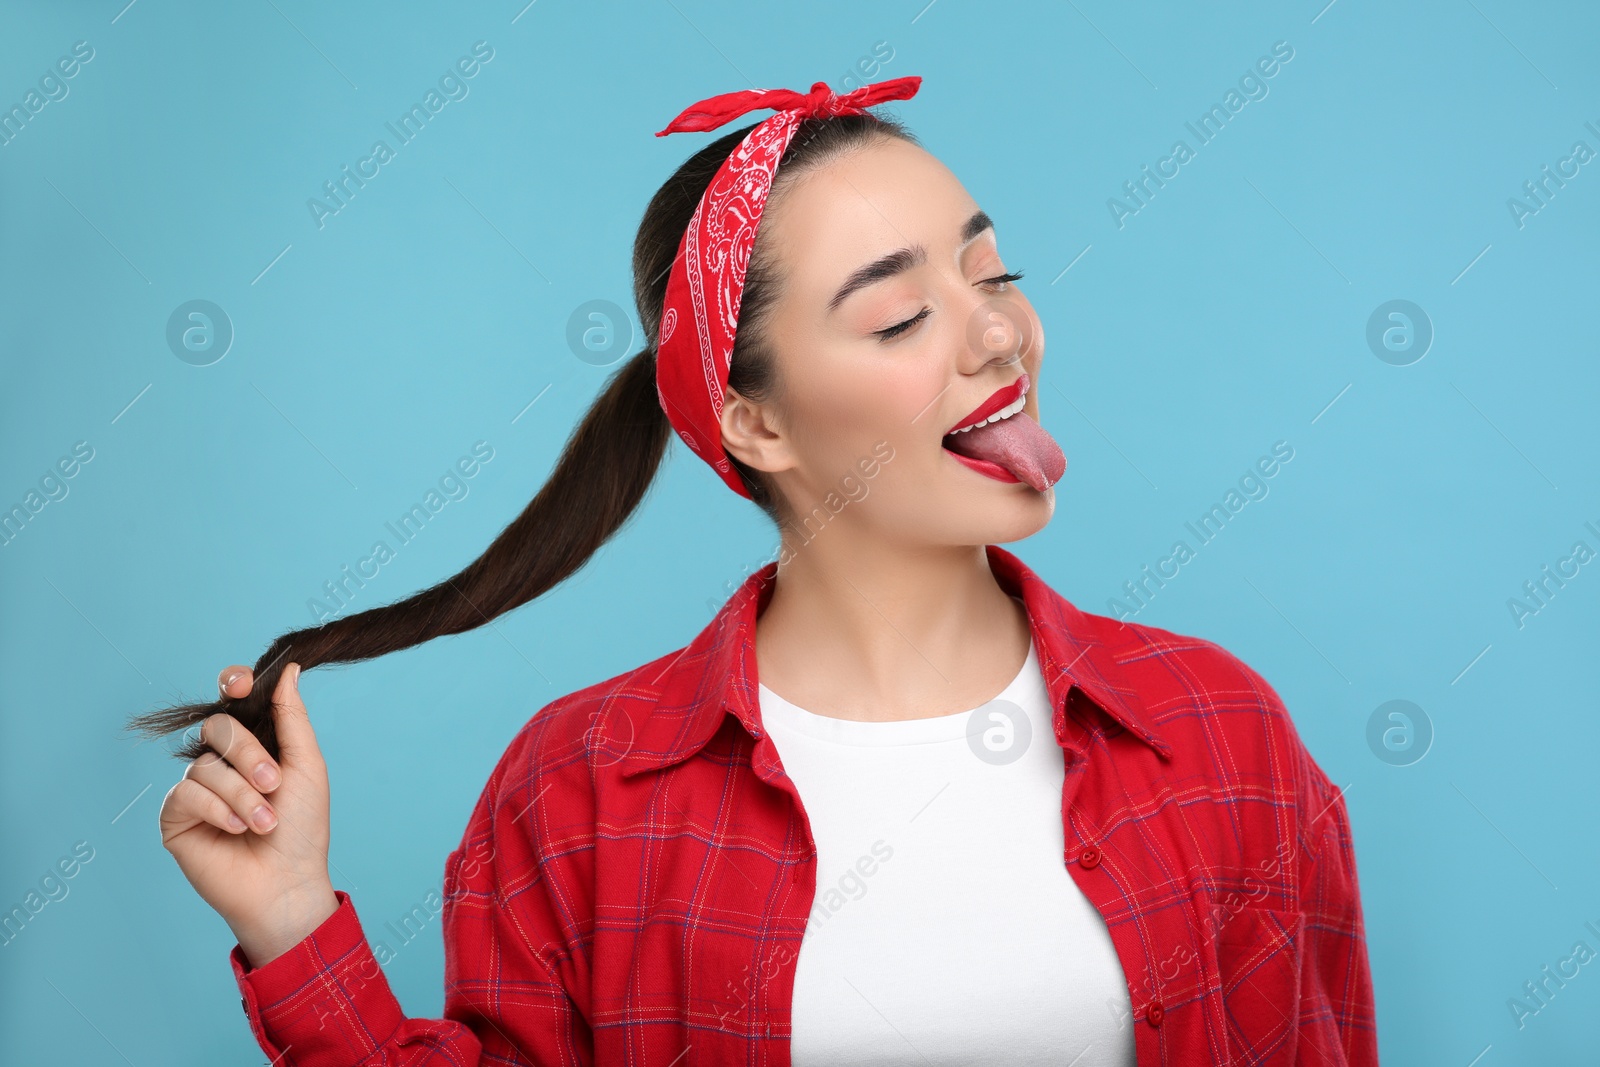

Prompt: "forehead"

[761,139,982,291]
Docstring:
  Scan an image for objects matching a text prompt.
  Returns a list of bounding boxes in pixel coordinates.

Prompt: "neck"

[753,523,1031,722]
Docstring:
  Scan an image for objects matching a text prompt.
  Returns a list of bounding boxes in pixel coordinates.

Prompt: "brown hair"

[126,111,919,762]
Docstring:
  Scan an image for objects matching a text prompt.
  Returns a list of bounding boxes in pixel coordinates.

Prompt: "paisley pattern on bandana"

[652,77,922,498]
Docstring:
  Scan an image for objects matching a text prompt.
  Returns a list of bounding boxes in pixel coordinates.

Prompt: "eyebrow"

[826,208,995,314]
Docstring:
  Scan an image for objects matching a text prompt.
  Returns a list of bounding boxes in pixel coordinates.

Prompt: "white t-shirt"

[758,624,1137,1067]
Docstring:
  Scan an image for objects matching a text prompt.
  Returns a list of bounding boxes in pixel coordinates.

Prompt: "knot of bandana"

[651,75,923,498]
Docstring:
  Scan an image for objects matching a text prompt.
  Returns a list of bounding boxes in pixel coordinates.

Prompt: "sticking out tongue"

[943,411,1067,492]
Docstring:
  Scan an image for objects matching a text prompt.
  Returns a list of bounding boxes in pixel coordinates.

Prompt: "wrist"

[234,883,340,969]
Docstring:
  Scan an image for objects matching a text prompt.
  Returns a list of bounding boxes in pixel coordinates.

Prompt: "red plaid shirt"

[231,544,1378,1065]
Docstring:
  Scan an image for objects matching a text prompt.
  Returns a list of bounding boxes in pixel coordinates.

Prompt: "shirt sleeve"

[229,750,590,1065]
[1293,754,1380,1065]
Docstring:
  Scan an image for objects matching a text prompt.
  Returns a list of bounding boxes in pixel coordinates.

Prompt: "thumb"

[271,662,322,766]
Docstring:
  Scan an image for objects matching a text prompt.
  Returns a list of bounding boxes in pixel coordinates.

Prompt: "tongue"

[944,412,1066,492]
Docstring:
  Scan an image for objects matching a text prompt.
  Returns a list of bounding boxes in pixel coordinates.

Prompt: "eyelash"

[874,270,1026,341]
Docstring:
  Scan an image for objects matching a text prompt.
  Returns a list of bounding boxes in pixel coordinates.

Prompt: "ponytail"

[127,109,918,762]
[125,346,668,763]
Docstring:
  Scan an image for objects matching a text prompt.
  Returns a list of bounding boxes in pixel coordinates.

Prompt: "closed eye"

[875,307,931,341]
[873,270,1027,342]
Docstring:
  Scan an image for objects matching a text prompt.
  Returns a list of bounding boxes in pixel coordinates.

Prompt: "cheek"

[1019,306,1045,400]
[881,360,948,428]
[797,358,940,446]
[1020,302,1045,369]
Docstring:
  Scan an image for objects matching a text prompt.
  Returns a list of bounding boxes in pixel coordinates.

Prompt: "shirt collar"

[621,544,1171,777]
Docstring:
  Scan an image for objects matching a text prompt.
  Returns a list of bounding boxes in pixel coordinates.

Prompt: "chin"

[974,486,1054,544]
[867,455,1057,546]
[918,477,1055,547]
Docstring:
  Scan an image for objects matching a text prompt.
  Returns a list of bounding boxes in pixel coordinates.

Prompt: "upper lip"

[945,374,1031,435]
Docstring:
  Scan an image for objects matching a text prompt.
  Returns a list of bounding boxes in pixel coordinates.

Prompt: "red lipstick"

[946,374,1030,435]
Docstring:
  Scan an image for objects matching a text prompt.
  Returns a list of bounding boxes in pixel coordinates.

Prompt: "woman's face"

[720,136,1062,549]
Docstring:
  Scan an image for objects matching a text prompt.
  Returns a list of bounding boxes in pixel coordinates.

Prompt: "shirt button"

[240,995,248,1014]
[1079,846,1102,869]
[1146,999,1164,1027]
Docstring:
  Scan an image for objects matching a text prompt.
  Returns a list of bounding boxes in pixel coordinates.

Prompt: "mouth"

[945,373,1030,436]
[939,371,1068,491]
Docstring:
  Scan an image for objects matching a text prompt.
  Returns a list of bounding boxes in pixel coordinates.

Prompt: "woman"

[129,75,1377,1065]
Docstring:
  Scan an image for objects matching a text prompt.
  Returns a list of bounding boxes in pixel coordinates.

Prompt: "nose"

[957,290,1031,376]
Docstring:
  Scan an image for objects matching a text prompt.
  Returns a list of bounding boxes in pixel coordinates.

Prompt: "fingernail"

[222,671,242,690]
[289,664,300,692]
[252,804,277,831]
[227,813,247,831]
[253,762,280,790]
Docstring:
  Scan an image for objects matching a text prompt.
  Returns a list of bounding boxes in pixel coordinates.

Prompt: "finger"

[197,712,281,793]
[162,777,249,840]
[185,749,278,833]
[271,663,322,767]
[218,665,255,700]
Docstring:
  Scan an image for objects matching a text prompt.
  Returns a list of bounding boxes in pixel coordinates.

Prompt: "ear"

[719,389,794,477]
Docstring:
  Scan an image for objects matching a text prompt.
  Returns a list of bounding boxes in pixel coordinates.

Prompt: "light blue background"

[2,1,1596,1063]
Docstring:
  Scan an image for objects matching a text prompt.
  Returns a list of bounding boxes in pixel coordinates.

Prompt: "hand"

[159,662,339,968]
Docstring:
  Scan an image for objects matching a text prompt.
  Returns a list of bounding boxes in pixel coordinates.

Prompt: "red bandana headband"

[652,75,923,498]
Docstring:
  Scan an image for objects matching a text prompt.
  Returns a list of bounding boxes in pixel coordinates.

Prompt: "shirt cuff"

[230,890,407,1066]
